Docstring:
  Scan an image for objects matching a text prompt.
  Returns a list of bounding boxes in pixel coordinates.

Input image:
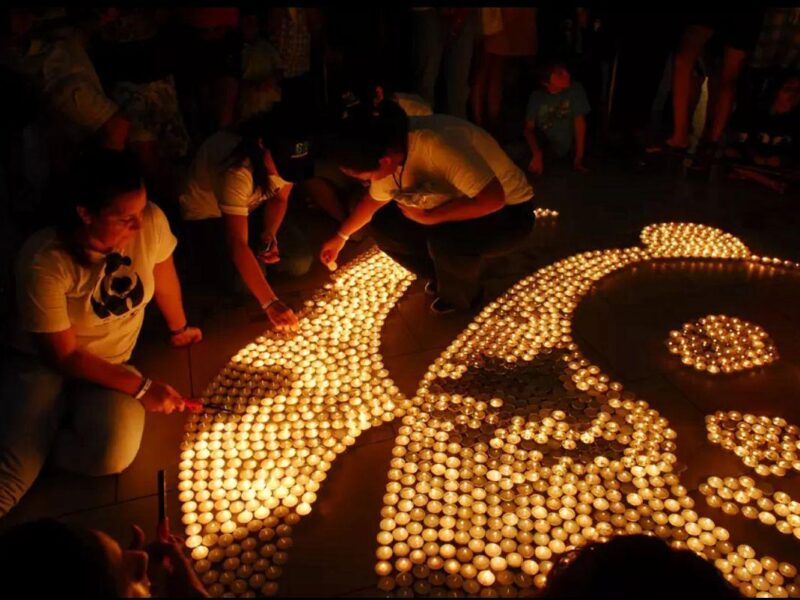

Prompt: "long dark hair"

[331,99,409,172]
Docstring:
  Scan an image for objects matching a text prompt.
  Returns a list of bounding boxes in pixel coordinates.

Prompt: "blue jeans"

[0,351,145,517]
[413,9,477,119]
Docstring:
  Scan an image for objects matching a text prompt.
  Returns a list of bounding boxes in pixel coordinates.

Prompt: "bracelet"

[170,323,189,336]
[133,377,153,400]
[336,231,350,242]
[261,298,279,312]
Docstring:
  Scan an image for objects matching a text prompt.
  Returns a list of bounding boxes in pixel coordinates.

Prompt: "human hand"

[528,153,544,176]
[257,234,280,264]
[142,520,208,598]
[265,299,299,332]
[139,381,186,414]
[319,236,345,268]
[169,326,203,348]
[399,204,440,225]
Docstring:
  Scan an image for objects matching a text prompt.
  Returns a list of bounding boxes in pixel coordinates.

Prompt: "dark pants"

[370,200,535,309]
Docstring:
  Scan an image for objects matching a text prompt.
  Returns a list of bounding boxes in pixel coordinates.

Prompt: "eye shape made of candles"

[667,315,778,375]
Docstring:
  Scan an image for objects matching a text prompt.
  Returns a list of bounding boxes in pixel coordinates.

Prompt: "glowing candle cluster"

[700,476,800,540]
[706,412,800,477]
[640,223,751,259]
[376,223,799,598]
[666,315,778,374]
[176,221,800,598]
[533,207,559,220]
[712,546,798,597]
[179,248,415,597]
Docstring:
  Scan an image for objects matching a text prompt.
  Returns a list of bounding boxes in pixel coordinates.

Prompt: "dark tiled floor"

[3,156,800,595]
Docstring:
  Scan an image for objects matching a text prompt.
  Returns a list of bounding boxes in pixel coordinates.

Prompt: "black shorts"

[688,10,766,52]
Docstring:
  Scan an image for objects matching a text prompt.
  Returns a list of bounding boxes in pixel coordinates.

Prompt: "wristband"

[336,231,350,242]
[261,298,279,312]
[133,377,153,400]
[170,323,189,336]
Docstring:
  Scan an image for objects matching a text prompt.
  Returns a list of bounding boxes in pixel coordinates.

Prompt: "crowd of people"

[0,7,797,596]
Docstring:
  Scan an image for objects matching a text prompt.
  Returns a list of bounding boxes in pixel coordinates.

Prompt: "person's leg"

[443,10,478,119]
[469,39,489,126]
[413,10,445,109]
[0,353,65,517]
[705,45,748,144]
[428,203,535,310]
[370,202,436,279]
[668,25,714,149]
[486,53,507,137]
[272,215,313,277]
[53,367,145,477]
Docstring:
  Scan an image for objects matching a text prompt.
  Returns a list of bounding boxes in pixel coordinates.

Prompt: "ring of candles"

[667,315,778,375]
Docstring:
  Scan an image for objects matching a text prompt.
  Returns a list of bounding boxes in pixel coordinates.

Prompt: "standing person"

[470,7,538,138]
[171,7,241,142]
[320,101,535,314]
[656,10,767,170]
[91,8,191,203]
[237,10,282,121]
[0,150,202,518]
[0,9,130,152]
[179,106,315,331]
[524,61,591,175]
[268,7,324,117]
[412,8,478,119]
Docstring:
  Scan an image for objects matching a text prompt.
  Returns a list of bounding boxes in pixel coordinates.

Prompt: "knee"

[276,253,313,277]
[71,399,145,477]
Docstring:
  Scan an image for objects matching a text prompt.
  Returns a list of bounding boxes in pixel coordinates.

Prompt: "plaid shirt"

[272,7,310,79]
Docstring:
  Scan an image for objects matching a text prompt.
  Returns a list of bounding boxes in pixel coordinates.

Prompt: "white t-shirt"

[370,115,533,210]
[180,130,290,221]
[14,202,177,364]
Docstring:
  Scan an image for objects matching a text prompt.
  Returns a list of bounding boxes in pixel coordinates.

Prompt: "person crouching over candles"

[179,104,316,332]
[319,101,535,314]
[0,150,202,518]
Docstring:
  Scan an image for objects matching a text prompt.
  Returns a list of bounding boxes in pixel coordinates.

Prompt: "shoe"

[644,139,690,156]
[424,279,438,296]
[687,141,719,173]
[430,297,457,315]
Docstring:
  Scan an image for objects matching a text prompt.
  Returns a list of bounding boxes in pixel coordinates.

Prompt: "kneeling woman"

[0,150,202,517]
[321,101,535,313]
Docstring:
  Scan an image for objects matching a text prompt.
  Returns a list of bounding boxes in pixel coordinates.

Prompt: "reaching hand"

[266,300,299,332]
[128,520,208,598]
[139,381,186,414]
[319,236,345,268]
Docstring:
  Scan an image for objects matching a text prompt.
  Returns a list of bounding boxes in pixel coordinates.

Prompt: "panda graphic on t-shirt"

[91,252,144,319]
